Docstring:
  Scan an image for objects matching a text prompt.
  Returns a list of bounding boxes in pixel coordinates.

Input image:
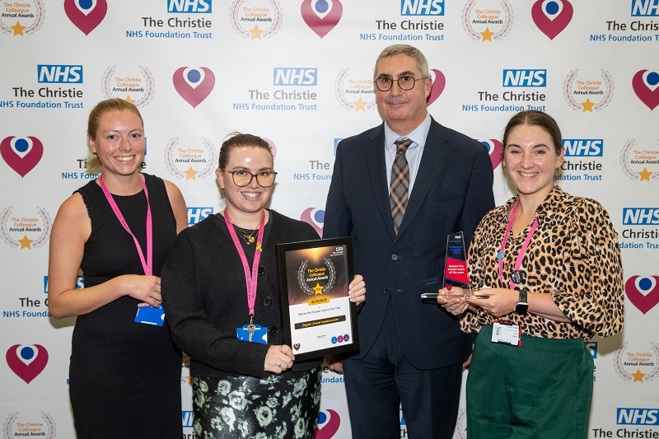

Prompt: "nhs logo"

[167,0,212,13]
[273,68,317,86]
[188,207,213,225]
[622,208,659,225]
[37,65,83,84]
[502,69,547,87]
[617,408,659,425]
[631,0,659,16]
[562,139,603,157]
[401,0,445,16]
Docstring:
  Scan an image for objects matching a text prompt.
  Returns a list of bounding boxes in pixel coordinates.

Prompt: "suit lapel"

[396,119,448,237]
[364,126,397,240]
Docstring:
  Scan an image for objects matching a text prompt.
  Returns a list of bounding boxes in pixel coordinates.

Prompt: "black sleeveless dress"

[69,173,182,438]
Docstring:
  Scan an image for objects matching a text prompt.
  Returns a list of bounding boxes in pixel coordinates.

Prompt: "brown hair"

[85,98,144,173]
[502,110,563,155]
[218,132,272,170]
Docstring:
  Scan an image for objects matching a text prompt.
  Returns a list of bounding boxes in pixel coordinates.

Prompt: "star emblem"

[581,98,594,112]
[250,25,263,39]
[632,369,645,382]
[184,166,198,180]
[125,95,136,104]
[353,97,367,111]
[638,167,652,181]
[480,27,494,42]
[18,235,33,249]
[11,21,26,36]
[313,283,324,295]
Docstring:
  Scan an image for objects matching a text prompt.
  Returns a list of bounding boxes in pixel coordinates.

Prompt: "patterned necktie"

[389,138,412,235]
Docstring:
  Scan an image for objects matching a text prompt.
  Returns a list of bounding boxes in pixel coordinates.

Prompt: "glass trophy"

[421,231,487,300]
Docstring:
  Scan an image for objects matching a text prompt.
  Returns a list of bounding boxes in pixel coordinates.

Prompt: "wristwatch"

[515,290,528,314]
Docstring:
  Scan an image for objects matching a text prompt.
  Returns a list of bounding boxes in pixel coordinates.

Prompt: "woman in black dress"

[48,98,188,438]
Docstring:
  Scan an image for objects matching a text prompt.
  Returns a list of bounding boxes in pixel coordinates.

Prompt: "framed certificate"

[276,237,359,362]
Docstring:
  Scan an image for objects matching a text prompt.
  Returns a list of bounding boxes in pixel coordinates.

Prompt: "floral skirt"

[193,367,322,439]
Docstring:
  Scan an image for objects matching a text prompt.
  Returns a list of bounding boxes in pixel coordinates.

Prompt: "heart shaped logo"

[632,70,659,110]
[64,0,108,35]
[531,0,573,40]
[1,136,44,177]
[293,343,301,351]
[625,275,659,314]
[480,139,503,170]
[6,344,49,384]
[315,409,341,439]
[173,67,215,109]
[300,0,343,38]
[427,69,446,106]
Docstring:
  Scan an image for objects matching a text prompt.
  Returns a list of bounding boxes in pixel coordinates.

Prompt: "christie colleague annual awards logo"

[614,342,659,383]
[164,137,217,181]
[462,0,513,42]
[563,69,614,112]
[0,0,45,36]
[0,206,51,250]
[3,412,56,439]
[619,139,659,182]
[101,66,155,108]
[230,0,283,39]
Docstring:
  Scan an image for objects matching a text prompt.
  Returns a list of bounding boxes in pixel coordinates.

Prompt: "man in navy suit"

[323,44,495,438]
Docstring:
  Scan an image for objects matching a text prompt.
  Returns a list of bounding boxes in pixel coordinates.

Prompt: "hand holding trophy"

[420,232,488,301]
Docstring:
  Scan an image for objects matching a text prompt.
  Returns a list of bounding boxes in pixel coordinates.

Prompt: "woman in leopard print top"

[438,110,624,439]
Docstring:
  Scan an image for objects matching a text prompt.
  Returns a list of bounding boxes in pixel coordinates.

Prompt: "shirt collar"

[384,113,431,150]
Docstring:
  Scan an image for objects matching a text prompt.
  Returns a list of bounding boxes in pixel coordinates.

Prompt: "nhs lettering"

[502,69,547,87]
[167,0,212,13]
[400,0,444,16]
[273,68,318,86]
[37,65,83,84]
[562,139,603,157]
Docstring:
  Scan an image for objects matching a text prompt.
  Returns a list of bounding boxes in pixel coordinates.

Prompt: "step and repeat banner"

[1,0,658,437]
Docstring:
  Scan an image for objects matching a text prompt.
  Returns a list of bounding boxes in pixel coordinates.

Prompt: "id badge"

[491,321,521,347]
[135,305,165,326]
[236,324,268,345]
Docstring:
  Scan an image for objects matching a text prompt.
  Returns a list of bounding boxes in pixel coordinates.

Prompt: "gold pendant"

[245,235,255,244]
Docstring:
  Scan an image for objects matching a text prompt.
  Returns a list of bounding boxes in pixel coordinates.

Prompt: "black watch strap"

[515,290,528,314]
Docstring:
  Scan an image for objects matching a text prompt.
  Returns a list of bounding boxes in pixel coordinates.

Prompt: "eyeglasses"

[374,75,428,92]
[226,169,278,187]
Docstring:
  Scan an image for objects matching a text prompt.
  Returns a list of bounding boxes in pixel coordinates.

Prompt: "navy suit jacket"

[323,117,495,369]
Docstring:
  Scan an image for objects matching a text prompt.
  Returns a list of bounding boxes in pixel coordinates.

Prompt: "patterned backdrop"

[1,0,658,437]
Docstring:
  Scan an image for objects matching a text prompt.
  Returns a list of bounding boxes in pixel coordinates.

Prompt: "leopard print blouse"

[461,186,624,341]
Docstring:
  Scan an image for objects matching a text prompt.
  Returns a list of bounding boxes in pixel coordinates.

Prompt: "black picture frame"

[275,237,359,362]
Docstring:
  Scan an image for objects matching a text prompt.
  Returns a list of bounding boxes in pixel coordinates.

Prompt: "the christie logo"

[617,408,659,425]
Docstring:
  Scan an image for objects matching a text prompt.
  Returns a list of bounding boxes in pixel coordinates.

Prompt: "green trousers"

[466,325,594,439]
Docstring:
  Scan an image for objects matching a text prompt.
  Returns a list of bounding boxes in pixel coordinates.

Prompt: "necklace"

[232,224,257,245]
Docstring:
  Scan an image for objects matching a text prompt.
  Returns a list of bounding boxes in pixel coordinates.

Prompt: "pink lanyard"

[99,174,153,276]
[497,201,538,289]
[224,209,265,316]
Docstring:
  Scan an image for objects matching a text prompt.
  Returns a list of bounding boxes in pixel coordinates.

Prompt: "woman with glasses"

[161,132,366,438]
